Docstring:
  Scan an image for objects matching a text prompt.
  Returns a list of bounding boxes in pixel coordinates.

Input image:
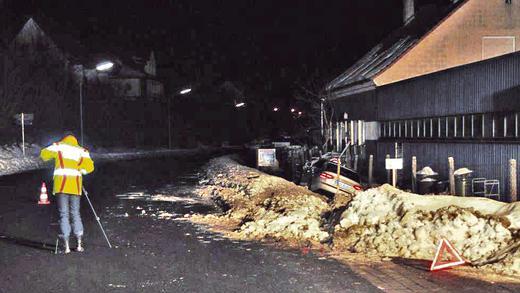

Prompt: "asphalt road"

[0,155,379,293]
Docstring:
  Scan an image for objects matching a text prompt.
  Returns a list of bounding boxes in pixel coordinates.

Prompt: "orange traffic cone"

[38,182,50,205]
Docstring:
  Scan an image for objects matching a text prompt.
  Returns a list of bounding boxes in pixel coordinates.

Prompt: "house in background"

[2,17,165,147]
[325,0,520,201]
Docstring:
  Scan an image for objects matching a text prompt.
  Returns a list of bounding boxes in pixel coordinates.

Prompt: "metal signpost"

[13,113,34,156]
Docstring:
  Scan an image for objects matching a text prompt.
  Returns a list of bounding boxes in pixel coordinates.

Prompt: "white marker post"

[13,113,34,157]
[21,112,25,156]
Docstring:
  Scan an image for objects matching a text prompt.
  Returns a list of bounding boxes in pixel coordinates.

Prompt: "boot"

[76,237,84,252]
[64,240,71,254]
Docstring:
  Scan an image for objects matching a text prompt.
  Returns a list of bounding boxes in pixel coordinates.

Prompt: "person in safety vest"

[40,133,94,254]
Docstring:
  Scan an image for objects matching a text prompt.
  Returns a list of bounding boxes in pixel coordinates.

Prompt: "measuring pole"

[21,113,25,156]
[82,187,112,248]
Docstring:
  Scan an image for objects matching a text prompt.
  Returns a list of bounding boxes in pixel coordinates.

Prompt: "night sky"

[3,0,409,101]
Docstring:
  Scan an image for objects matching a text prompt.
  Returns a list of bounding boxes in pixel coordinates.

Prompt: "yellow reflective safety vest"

[40,135,94,195]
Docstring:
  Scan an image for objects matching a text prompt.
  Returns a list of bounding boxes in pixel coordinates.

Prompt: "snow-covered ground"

[190,156,520,277]
[334,185,520,275]
[0,143,223,177]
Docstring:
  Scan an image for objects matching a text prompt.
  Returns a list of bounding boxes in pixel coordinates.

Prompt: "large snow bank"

[335,184,520,275]
[0,143,45,175]
[0,143,219,176]
[197,156,330,242]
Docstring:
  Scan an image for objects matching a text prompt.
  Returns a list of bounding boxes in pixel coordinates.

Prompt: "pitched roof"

[326,1,467,97]
[8,16,154,78]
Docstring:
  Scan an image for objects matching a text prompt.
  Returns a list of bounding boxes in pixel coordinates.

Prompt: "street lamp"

[95,61,114,72]
[235,102,246,108]
[291,108,296,113]
[179,88,192,95]
[79,61,114,145]
[273,107,279,112]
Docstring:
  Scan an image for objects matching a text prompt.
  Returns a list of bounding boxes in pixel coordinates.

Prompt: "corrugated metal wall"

[330,89,377,121]
[377,51,520,120]
[375,141,519,201]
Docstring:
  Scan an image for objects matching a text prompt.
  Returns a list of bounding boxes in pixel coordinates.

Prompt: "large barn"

[326,0,520,202]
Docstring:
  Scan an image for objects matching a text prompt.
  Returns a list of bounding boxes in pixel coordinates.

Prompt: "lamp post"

[79,61,114,145]
[168,87,192,149]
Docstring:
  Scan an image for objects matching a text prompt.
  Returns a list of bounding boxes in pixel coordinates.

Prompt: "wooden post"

[386,154,391,184]
[368,154,374,187]
[510,159,517,202]
[449,157,455,195]
[412,156,417,193]
[393,143,398,187]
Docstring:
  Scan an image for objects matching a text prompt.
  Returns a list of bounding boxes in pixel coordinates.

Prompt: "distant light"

[291,108,296,113]
[273,107,279,112]
[235,102,246,108]
[298,111,303,115]
[96,61,114,72]
[180,88,192,95]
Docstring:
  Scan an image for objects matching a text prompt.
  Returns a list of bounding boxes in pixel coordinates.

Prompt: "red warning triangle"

[430,238,466,271]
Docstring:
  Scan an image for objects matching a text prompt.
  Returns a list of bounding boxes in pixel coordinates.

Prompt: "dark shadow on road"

[391,257,431,272]
[391,257,520,291]
[0,234,56,251]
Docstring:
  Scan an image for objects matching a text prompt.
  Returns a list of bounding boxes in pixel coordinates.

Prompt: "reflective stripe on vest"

[47,143,90,162]
[58,151,67,193]
[54,168,82,177]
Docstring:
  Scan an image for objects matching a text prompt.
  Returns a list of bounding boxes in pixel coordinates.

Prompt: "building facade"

[325,0,520,201]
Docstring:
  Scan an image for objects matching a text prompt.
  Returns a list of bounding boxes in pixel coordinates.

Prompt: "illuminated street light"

[180,88,192,95]
[298,111,302,115]
[95,61,114,72]
[235,102,246,108]
[291,108,296,113]
[273,107,279,112]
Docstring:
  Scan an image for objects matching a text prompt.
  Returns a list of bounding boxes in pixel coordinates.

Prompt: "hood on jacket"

[60,135,79,146]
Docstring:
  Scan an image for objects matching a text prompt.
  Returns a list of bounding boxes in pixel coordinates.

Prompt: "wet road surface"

[0,155,379,293]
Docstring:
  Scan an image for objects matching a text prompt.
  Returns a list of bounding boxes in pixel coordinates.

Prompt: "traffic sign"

[14,113,34,126]
[385,158,403,170]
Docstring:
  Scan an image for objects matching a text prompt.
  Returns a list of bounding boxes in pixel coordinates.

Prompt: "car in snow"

[306,157,363,197]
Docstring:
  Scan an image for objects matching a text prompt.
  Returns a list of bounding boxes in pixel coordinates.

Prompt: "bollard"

[449,157,455,195]
[368,154,374,187]
[393,143,398,187]
[412,156,417,193]
[510,159,517,202]
[386,154,391,184]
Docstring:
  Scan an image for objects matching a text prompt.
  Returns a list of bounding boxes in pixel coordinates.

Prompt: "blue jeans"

[57,194,84,240]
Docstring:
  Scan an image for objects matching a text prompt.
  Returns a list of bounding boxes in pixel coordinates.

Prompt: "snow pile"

[0,142,220,177]
[197,156,330,242]
[0,143,45,176]
[454,168,473,176]
[334,184,520,275]
[417,166,437,176]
